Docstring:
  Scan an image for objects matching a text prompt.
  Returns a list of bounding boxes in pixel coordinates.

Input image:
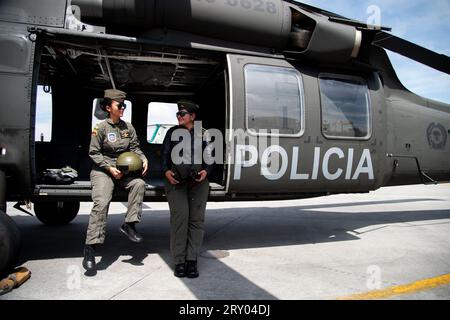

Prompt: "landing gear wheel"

[34,201,80,226]
[0,211,21,277]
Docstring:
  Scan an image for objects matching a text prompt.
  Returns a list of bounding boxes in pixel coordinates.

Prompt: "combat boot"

[174,263,187,278]
[120,222,143,243]
[186,260,199,278]
[82,245,96,272]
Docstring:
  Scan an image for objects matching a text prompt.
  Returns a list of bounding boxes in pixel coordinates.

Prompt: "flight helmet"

[116,152,143,175]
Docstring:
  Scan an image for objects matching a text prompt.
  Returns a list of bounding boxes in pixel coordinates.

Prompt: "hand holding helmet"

[109,167,123,180]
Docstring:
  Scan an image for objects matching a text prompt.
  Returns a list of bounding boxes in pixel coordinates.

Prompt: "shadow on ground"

[8,197,450,299]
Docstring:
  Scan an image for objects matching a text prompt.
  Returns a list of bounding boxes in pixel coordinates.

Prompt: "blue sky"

[298,0,450,103]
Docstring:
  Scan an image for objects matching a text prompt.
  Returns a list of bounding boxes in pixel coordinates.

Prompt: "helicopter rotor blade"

[372,31,450,74]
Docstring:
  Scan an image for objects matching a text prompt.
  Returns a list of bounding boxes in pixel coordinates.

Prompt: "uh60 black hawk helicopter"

[0,0,449,275]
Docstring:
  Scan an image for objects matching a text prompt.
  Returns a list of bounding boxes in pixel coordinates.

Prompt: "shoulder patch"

[107,132,117,143]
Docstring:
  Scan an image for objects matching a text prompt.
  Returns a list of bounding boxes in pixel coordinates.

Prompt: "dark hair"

[100,97,112,112]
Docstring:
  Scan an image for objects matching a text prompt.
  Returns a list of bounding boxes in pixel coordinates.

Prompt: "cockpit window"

[147,102,178,144]
[35,85,53,142]
[244,64,304,136]
[319,75,371,139]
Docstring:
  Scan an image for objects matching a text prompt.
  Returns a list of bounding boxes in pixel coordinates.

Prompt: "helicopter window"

[244,64,304,136]
[147,102,179,144]
[91,98,132,131]
[35,85,53,142]
[319,76,371,140]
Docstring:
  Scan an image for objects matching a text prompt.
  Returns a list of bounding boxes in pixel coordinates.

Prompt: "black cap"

[177,100,199,114]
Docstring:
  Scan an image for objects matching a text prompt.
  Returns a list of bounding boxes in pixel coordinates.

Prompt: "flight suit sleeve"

[89,125,110,170]
[202,130,214,177]
[129,125,147,163]
[161,127,173,173]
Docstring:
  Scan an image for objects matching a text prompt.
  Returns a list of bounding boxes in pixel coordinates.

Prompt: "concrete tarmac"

[2,184,450,300]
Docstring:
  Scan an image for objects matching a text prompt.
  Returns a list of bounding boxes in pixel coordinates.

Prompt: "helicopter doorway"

[32,33,227,201]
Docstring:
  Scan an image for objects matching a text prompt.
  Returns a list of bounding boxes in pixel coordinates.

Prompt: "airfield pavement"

[2,184,450,301]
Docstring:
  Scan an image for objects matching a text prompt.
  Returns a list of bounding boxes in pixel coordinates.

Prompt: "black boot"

[174,263,187,278]
[82,245,96,272]
[120,222,143,243]
[186,260,199,278]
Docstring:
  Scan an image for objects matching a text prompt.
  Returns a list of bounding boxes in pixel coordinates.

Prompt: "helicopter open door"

[226,54,387,196]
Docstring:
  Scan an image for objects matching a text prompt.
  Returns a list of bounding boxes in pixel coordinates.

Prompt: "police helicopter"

[0,0,449,276]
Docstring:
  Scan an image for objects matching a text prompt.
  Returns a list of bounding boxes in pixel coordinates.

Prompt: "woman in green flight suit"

[82,89,148,273]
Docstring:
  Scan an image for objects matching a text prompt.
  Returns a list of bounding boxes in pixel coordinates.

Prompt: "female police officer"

[82,89,148,272]
[162,100,213,278]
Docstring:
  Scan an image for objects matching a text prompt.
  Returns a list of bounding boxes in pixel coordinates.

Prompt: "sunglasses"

[116,102,127,110]
[176,111,191,117]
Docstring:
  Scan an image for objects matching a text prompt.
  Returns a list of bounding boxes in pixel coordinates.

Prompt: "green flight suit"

[85,118,147,245]
[162,125,213,264]
[164,179,209,264]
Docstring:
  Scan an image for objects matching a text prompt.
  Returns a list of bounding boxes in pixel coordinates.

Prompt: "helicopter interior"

[34,36,227,192]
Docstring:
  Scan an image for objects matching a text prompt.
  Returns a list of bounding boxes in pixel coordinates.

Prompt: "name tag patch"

[120,130,130,139]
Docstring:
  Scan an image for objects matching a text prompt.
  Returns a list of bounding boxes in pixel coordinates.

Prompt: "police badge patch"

[427,123,447,150]
[108,132,117,143]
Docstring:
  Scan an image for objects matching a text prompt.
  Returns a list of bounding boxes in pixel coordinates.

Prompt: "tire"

[34,201,80,226]
[0,211,21,277]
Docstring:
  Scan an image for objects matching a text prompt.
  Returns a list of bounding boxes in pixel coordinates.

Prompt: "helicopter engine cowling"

[71,0,292,50]
[71,0,364,63]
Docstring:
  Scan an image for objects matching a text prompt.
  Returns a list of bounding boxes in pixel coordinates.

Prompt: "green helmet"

[116,152,143,175]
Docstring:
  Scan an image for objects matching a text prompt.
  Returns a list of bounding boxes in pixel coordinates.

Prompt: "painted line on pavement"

[337,273,450,300]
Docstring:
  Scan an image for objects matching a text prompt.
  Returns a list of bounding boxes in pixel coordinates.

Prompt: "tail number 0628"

[197,0,278,14]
